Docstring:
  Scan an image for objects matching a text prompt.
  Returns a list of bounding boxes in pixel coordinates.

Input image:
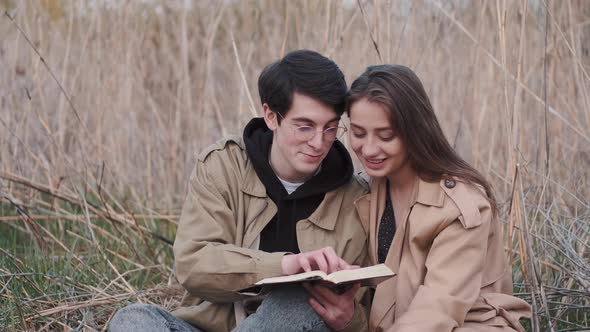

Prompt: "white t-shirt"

[268,151,322,195]
[277,177,304,195]
[276,165,322,195]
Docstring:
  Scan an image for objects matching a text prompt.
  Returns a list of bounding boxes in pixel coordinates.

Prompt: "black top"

[242,118,354,254]
[377,181,396,264]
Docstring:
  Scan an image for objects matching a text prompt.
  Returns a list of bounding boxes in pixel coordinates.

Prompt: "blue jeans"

[109,303,203,332]
[109,285,331,332]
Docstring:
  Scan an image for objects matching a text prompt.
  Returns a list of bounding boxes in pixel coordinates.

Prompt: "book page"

[255,270,329,286]
[254,264,395,287]
[327,264,395,285]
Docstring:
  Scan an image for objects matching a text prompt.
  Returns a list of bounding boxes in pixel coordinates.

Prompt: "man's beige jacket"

[172,137,369,332]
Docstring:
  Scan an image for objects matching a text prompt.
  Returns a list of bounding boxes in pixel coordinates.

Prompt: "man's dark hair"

[258,50,347,121]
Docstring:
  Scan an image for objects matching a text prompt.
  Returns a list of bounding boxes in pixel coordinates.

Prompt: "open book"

[255,264,395,290]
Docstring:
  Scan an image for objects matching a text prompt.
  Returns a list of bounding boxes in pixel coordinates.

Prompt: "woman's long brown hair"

[347,64,498,215]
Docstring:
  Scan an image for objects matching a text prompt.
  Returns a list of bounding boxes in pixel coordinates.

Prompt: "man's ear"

[263,104,278,130]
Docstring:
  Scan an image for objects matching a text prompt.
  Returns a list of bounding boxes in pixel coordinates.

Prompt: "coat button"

[444,178,456,188]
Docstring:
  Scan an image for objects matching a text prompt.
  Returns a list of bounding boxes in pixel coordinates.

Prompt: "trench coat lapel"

[368,177,445,328]
[368,178,401,328]
[240,163,277,248]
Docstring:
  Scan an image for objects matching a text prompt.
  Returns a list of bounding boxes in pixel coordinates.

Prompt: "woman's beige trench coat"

[354,176,531,332]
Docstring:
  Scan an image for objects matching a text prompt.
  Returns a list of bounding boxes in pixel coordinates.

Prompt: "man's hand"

[305,282,360,330]
[281,246,352,275]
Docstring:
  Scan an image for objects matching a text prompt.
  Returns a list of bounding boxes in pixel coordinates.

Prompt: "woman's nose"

[361,138,380,157]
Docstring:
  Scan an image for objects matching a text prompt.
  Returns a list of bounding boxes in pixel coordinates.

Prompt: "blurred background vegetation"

[0,0,588,331]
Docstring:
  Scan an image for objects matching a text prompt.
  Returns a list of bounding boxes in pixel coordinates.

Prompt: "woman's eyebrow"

[350,123,393,131]
[376,127,395,132]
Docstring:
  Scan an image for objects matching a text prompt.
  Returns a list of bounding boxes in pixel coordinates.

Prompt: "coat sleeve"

[388,208,492,332]
[173,157,285,303]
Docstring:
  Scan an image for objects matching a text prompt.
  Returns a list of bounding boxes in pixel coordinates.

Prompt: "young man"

[109,50,368,332]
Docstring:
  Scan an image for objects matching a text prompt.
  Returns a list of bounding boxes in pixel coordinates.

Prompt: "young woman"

[347,65,531,331]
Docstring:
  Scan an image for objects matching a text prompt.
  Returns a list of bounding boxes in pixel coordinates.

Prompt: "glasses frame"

[275,112,348,142]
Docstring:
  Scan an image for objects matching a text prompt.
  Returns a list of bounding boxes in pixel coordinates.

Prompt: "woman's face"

[349,98,411,179]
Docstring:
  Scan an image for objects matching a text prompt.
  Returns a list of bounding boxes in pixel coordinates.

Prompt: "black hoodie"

[243,118,354,254]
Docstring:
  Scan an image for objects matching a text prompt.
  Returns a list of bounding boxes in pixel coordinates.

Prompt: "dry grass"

[0,0,588,331]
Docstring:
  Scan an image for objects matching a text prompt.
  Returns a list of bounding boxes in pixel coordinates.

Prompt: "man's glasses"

[275,112,347,142]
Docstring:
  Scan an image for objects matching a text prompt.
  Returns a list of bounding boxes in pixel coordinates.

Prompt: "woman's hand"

[281,246,352,275]
[305,282,360,330]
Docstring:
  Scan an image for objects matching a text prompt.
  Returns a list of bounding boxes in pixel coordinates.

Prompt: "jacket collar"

[355,176,444,208]
[414,177,445,207]
[240,160,268,198]
[306,190,341,231]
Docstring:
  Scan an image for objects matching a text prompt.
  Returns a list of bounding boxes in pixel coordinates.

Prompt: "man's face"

[265,93,341,183]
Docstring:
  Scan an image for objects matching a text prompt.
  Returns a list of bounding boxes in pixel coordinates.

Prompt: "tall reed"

[1,1,588,330]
